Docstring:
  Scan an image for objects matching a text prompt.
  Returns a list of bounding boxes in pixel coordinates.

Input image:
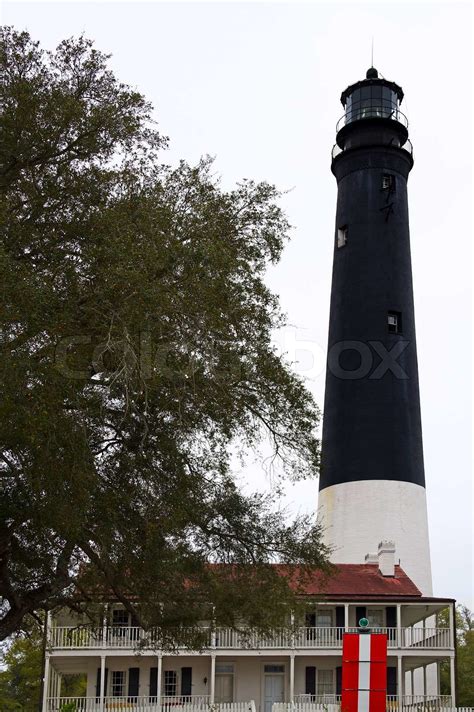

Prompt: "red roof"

[276,563,422,598]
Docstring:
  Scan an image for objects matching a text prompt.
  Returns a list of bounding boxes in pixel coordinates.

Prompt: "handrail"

[49,624,450,650]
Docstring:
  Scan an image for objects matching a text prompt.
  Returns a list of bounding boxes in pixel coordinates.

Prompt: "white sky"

[2,0,472,608]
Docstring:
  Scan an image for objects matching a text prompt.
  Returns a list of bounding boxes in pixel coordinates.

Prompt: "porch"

[44,653,456,712]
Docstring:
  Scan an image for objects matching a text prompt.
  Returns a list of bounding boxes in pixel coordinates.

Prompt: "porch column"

[410,669,414,698]
[449,655,456,706]
[42,653,50,711]
[422,665,427,696]
[157,655,162,712]
[99,654,106,712]
[396,604,402,648]
[56,670,62,699]
[448,603,455,648]
[210,655,216,704]
[102,605,108,646]
[344,603,349,630]
[397,656,403,710]
[289,654,295,703]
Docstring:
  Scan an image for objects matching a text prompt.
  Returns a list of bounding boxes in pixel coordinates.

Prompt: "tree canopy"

[0,28,328,643]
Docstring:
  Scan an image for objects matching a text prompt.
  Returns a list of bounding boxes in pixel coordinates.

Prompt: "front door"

[264,672,284,712]
[215,674,234,703]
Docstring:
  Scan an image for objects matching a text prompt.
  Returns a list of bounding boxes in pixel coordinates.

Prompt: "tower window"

[382,174,395,191]
[337,226,348,248]
[388,311,402,334]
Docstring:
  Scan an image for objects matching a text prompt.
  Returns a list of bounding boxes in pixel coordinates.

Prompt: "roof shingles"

[281,564,422,597]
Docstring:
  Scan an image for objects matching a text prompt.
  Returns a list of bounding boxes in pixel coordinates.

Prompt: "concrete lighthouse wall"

[317,480,432,595]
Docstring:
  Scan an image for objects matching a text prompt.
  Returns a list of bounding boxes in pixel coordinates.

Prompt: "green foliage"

[0,632,42,711]
[439,605,474,706]
[0,28,329,642]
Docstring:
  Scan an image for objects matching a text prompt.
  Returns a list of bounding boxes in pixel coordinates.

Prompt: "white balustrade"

[161,695,210,707]
[274,701,466,712]
[403,627,451,649]
[47,699,254,712]
[47,698,97,712]
[49,627,102,649]
[293,627,344,648]
[49,625,451,650]
[402,695,454,709]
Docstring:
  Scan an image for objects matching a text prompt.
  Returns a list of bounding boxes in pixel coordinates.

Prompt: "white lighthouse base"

[317,479,433,595]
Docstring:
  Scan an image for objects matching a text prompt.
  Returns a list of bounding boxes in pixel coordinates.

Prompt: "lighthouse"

[318,67,433,596]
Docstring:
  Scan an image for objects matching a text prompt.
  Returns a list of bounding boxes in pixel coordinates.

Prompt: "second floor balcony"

[49,624,452,652]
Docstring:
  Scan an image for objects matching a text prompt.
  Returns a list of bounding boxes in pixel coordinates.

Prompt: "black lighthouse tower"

[317,68,432,595]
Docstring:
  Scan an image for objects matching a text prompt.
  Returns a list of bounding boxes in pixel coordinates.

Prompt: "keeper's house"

[43,542,456,712]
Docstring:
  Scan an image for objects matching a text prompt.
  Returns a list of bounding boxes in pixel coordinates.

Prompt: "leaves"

[0,28,328,643]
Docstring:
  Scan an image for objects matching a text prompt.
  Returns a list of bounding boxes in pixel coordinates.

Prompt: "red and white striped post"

[341,630,388,712]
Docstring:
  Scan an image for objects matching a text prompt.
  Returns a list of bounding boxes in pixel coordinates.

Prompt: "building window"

[216,664,234,674]
[264,665,285,673]
[388,311,402,334]
[164,670,178,697]
[382,174,395,191]
[317,669,334,696]
[367,608,384,628]
[112,608,129,627]
[111,670,126,697]
[337,226,348,248]
[316,610,333,628]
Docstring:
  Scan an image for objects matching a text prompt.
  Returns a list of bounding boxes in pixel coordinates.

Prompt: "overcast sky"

[2,0,472,607]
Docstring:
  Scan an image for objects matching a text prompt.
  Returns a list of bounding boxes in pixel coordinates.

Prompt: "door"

[264,674,284,712]
[215,674,234,703]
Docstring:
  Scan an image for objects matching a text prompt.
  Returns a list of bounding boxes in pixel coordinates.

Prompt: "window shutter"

[305,666,316,697]
[128,667,140,699]
[355,606,367,625]
[336,667,342,696]
[96,668,108,700]
[387,667,397,696]
[149,667,158,700]
[335,606,345,639]
[386,606,397,627]
[130,612,140,640]
[181,667,192,696]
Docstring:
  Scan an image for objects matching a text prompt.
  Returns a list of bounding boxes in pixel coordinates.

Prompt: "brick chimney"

[378,540,396,576]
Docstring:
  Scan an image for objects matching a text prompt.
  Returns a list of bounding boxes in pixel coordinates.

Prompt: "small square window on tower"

[382,174,395,191]
[337,226,348,248]
[388,311,402,334]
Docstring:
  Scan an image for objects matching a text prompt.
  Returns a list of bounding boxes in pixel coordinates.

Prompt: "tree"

[0,621,86,710]
[439,605,474,706]
[0,28,329,643]
[0,633,42,711]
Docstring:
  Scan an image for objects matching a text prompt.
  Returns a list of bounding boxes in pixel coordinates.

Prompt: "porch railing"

[49,625,451,651]
[403,627,452,649]
[276,700,457,712]
[46,699,255,712]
